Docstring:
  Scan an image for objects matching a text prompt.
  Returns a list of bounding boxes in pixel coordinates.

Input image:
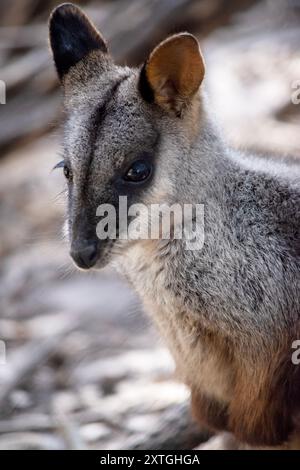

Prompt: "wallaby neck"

[180,103,232,205]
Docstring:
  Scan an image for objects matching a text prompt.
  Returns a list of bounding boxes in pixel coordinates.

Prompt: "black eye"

[53,161,73,181]
[124,160,152,183]
[63,164,72,181]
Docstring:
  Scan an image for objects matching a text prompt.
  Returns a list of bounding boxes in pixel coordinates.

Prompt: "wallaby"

[49,3,300,449]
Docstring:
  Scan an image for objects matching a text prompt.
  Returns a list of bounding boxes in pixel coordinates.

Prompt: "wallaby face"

[49,3,205,270]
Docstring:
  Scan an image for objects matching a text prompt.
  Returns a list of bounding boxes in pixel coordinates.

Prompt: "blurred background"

[0,0,300,450]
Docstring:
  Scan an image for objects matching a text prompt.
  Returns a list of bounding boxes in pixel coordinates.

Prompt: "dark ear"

[49,3,108,81]
[139,33,205,116]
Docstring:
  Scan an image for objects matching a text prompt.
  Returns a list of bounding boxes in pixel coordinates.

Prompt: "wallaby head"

[49,3,206,270]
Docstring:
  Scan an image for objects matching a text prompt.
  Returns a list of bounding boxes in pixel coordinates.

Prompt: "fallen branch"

[121,402,210,450]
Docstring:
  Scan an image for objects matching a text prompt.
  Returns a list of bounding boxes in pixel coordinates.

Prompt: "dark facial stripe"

[138,63,154,103]
[90,75,130,132]
[82,74,131,189]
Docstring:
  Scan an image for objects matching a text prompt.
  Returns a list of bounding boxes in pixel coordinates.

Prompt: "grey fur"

[50,4,300,448]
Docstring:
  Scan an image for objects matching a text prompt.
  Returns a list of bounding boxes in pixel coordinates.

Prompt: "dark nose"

[70,241,98,269]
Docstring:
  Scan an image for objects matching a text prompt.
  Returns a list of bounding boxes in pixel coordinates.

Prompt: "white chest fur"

[115,243,233,403]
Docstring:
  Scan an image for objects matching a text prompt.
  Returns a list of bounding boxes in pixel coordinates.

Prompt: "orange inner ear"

[146,34,205,104]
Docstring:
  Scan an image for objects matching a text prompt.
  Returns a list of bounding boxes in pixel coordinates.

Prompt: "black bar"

[0,450,299,467]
